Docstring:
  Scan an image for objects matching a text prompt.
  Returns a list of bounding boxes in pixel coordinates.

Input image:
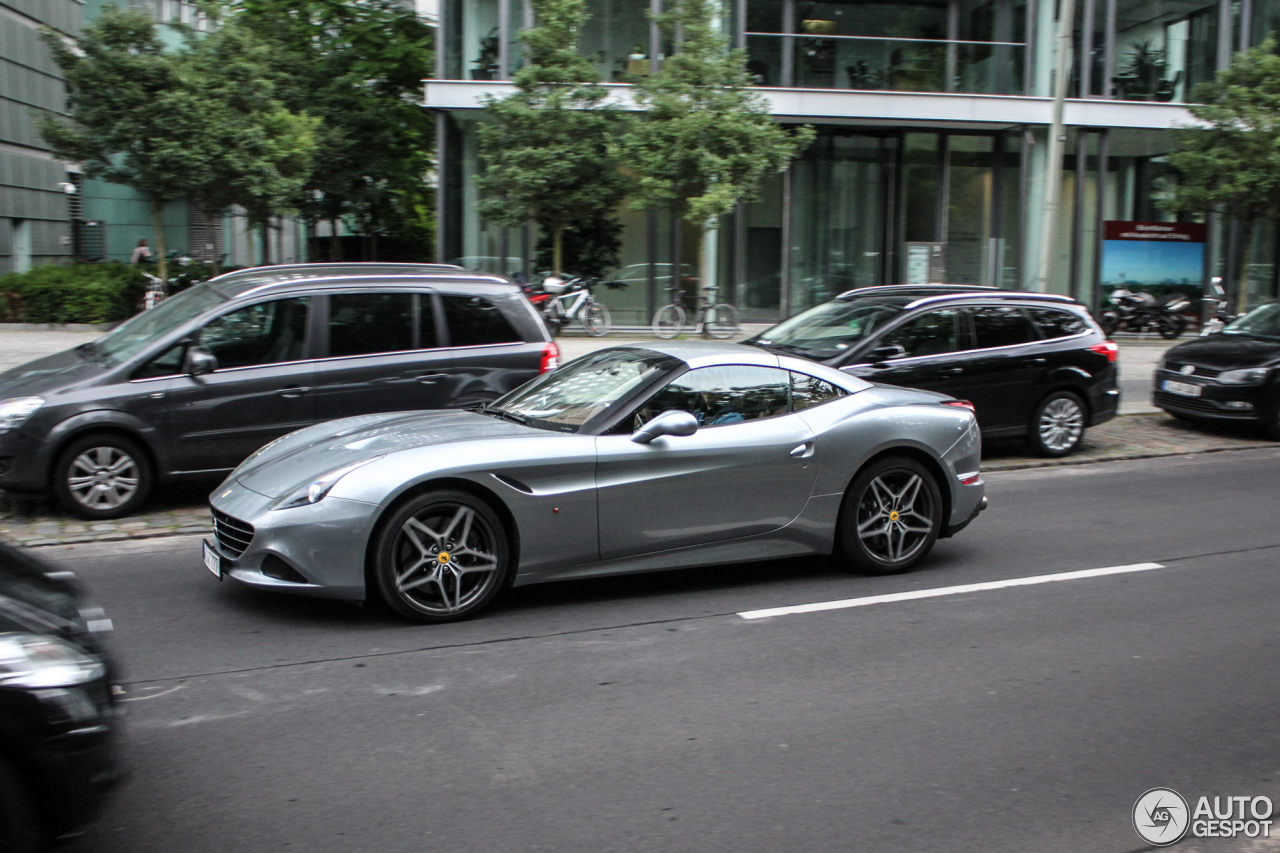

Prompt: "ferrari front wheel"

[373,490,511,623]
[837,456,942,576]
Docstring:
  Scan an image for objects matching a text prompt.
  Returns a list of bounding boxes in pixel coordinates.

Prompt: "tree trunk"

[1237,220,1254,315]
[260,220,271,266]
[371,230,379,262]
[151,198,168,282]
[553,226,564,277]
[330,219,341,261]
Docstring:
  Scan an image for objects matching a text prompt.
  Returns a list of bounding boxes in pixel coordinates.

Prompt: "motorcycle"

[1200,278,1234,336]
[1100,285,1189,339]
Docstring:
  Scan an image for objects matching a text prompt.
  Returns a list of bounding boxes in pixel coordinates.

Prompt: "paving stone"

[32,523,60,534]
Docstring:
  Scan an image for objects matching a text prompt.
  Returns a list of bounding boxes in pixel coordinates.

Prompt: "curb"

[984,441,1275,473]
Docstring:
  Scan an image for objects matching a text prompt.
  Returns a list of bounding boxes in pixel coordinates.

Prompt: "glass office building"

[430,0,1278,324]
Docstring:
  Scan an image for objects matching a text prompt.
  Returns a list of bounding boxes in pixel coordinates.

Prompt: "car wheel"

[0,757,40,853]
[53,433,153,520]
[373,490,511,623]
[837,456,943,576]
[1028,391,1086,457]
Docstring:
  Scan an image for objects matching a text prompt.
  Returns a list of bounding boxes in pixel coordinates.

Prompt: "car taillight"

[1088,341,1119,363]
[943,400,976,413]
[959,472,981,485]
[539,342,560,374]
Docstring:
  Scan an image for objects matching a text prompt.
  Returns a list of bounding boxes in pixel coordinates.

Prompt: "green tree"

[213,0,436,261]
[1166,38,1280,312]
[617,0,813,297]
[39,7,211,280]
[475,0,629,276]
[178,20,319,269]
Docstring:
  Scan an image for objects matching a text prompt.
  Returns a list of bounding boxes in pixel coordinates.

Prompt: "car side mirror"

[867,343,907,363]
[630,410,699,444]
[183,346,217,376]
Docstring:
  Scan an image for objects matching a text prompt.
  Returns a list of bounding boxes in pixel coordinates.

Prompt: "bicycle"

[140,273,167,311]
[540,275,612,337]
[651,282,740,340]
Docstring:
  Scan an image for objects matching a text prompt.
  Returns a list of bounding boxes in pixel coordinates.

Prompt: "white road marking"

[737,562,1167,620]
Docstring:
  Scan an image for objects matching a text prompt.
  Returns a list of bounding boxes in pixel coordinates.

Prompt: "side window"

[198,297,309,370]
[441,294,521,347]
[971,306,1036,349]
[791,372,845,411]
[635,365,791,429]
[328,293,414,357]
[1027,307,1088,339]
[879,309,959,358]
[131,342,186,380]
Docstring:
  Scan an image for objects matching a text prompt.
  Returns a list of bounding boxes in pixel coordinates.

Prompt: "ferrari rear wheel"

[838,456,942,576]
[373,490,510,623]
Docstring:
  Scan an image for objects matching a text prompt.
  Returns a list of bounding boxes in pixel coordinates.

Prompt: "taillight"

[1088,341,1119,363]
[539,341,560,374]
[959,472,981,485]
[943,400,976,413]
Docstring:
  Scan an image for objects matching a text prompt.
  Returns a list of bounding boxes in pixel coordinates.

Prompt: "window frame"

[194,294,317,374]
[437,292,525,349]
[962,304,1042,353]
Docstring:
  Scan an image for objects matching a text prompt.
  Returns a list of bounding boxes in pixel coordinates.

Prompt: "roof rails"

[905,291,1079,309]
[835,284,999,300]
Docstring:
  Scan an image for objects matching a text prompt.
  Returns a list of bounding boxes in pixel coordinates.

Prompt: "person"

[130,239,153,264]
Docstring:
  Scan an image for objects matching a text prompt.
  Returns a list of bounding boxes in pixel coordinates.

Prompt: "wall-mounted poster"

[1100,221,1206,301]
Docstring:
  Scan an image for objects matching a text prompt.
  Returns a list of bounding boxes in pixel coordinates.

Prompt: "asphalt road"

[51,448,1280,853]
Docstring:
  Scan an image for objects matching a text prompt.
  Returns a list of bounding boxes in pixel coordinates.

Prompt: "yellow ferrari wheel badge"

[888,510,900,522]
[437,552,451,564]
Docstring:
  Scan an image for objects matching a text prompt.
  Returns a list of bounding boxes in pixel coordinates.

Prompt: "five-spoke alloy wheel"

[373,490,510,622]
[839,456,942,575]
[53,433,152,520]
[1028,391,1086,457]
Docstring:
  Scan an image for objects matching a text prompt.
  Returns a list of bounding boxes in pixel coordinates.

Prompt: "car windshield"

[750,297,911,359]
[1222,302,1280,340]
[490,348,680,433]
[91,284,228,367]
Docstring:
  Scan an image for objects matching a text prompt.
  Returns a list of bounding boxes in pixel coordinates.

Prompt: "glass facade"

[437,0,1280,321]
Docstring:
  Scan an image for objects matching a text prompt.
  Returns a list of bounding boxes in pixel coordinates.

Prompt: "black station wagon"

[747,285,1120,457]
[0,264,556,518]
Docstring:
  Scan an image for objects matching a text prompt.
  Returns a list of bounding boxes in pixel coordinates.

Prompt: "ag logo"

[1134,787,1190,846]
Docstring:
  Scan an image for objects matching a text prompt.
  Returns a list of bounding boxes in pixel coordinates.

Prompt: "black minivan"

[747,285,1120,456]
[0,264,556,518]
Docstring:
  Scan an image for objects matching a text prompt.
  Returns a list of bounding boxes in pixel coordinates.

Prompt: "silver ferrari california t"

[202,342,986,622]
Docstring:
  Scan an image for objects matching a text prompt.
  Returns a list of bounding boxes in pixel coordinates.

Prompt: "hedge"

[0,263,149,325]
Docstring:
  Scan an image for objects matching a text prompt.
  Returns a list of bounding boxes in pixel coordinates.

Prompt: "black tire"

[0,757,41,853]
[1265,403,1280,442]
[372,490,511,623]
[837,456,943,576]
[1158,315,1184,339]
[53,433,153,520]
[1027,390,1087,458]
[1100,314,1119,337]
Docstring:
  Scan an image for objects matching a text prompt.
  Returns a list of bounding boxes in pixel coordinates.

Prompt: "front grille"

[1163,362,1223,379]
[212,508,254,556]
[1154,391,1231,414]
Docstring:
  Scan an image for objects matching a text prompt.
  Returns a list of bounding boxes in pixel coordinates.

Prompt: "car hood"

[233,409,538,499]
[0,347,104,398]
[1165,335,1280,370]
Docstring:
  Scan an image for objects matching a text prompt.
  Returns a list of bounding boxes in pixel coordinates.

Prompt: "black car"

[747,285,1120,456]
[0,542,121,851]
[0,264,557,518]
[1153,300,1280,439]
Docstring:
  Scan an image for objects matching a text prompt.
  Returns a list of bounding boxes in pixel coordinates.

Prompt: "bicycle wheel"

[703,303,741,339]
[581,302,611,337]
[652,304,686,339]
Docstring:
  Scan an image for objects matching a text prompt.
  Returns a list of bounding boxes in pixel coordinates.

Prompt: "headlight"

[0,633,104,689]
[1218,367,1269,385]
[0,397,43,430]
[271,457,383,511]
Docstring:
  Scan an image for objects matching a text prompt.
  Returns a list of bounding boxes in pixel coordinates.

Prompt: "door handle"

[939,368,964,376]
[1023,358,1047,366]
[789,442,814,458]
[278,386,311,398]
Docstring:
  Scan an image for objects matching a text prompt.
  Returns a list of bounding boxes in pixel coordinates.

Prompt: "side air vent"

[491,474,533,494]
[261,555,308,584]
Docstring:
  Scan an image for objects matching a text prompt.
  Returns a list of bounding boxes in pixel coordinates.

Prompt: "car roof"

[834,284,998,300]
[209,269,512,300]
[207,263,467,297]
[833,284,1079,308]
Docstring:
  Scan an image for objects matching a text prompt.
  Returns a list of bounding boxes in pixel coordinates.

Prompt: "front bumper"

[207,484,382,600]
[0,427,50,492]
[1152,370,1269,422]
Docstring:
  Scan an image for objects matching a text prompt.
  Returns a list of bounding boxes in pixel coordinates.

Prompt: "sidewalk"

[0,328,1255,548]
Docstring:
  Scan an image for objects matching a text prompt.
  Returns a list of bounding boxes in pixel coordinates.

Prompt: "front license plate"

[203,539,221,579]
[1163,379,1202,397]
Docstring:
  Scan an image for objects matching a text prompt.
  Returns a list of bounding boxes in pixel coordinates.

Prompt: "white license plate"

[203,540,221,578]
[1163,379,1202,397]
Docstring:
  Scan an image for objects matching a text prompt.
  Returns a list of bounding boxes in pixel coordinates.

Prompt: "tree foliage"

[1166,38,1280,309]
[617,0,813,288]
[476,0,628,276]
[212,0,437,260]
